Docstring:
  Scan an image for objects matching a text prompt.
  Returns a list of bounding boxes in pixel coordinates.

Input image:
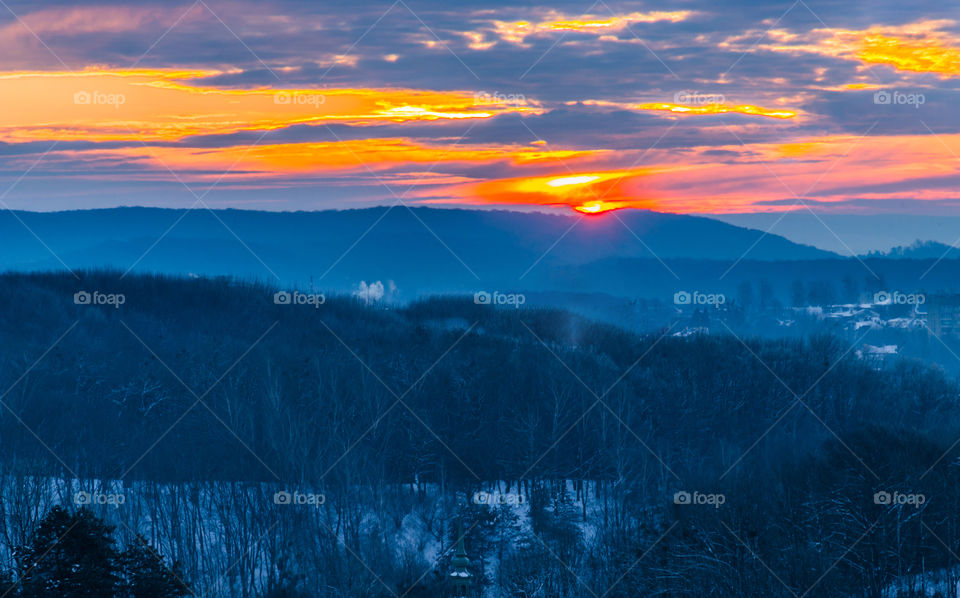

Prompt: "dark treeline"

[0,270,959,597]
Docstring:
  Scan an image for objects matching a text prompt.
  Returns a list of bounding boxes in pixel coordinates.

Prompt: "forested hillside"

[0,271,958,596]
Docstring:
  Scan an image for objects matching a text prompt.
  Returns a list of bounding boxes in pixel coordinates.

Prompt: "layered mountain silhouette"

[0,207,834,289]
[5,205,960,311]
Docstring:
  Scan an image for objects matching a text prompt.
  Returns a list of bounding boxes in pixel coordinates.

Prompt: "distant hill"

[0,207,835,295]
[865,240,960,259]
[709,212,960,256]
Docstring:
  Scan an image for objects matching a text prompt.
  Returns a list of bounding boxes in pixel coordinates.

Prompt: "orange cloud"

[54,138,601,181]
[578,99,798,119]
[729,20,960,79]
[487,10,694,46]
[635,102,796,119]
[857,33,960,77]
[657,133,960,212]
[0,69,541,142]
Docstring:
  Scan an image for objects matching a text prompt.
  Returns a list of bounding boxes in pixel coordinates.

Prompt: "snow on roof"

[863,344,898,355]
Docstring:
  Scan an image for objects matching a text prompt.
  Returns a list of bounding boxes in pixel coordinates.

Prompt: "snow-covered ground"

[0,476,623,597]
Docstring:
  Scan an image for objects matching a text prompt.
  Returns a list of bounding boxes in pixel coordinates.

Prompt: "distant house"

[857,344,899,368]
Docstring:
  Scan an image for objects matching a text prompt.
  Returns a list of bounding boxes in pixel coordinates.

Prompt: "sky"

[0,0,958,215]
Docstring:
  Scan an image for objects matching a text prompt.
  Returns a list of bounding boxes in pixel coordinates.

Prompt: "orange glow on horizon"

[442,169,668,214]
[412,131,960,215]
[573,200,626,214]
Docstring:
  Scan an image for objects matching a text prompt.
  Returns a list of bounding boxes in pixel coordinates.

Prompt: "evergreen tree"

[16,507,120,597]
[119,535,192,598]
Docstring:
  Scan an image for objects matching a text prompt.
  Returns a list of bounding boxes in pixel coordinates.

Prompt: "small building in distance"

[928,294,960,337]
[448,522,474,597]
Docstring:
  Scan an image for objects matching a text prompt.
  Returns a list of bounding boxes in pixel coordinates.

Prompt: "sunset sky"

[0,0,958,215]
